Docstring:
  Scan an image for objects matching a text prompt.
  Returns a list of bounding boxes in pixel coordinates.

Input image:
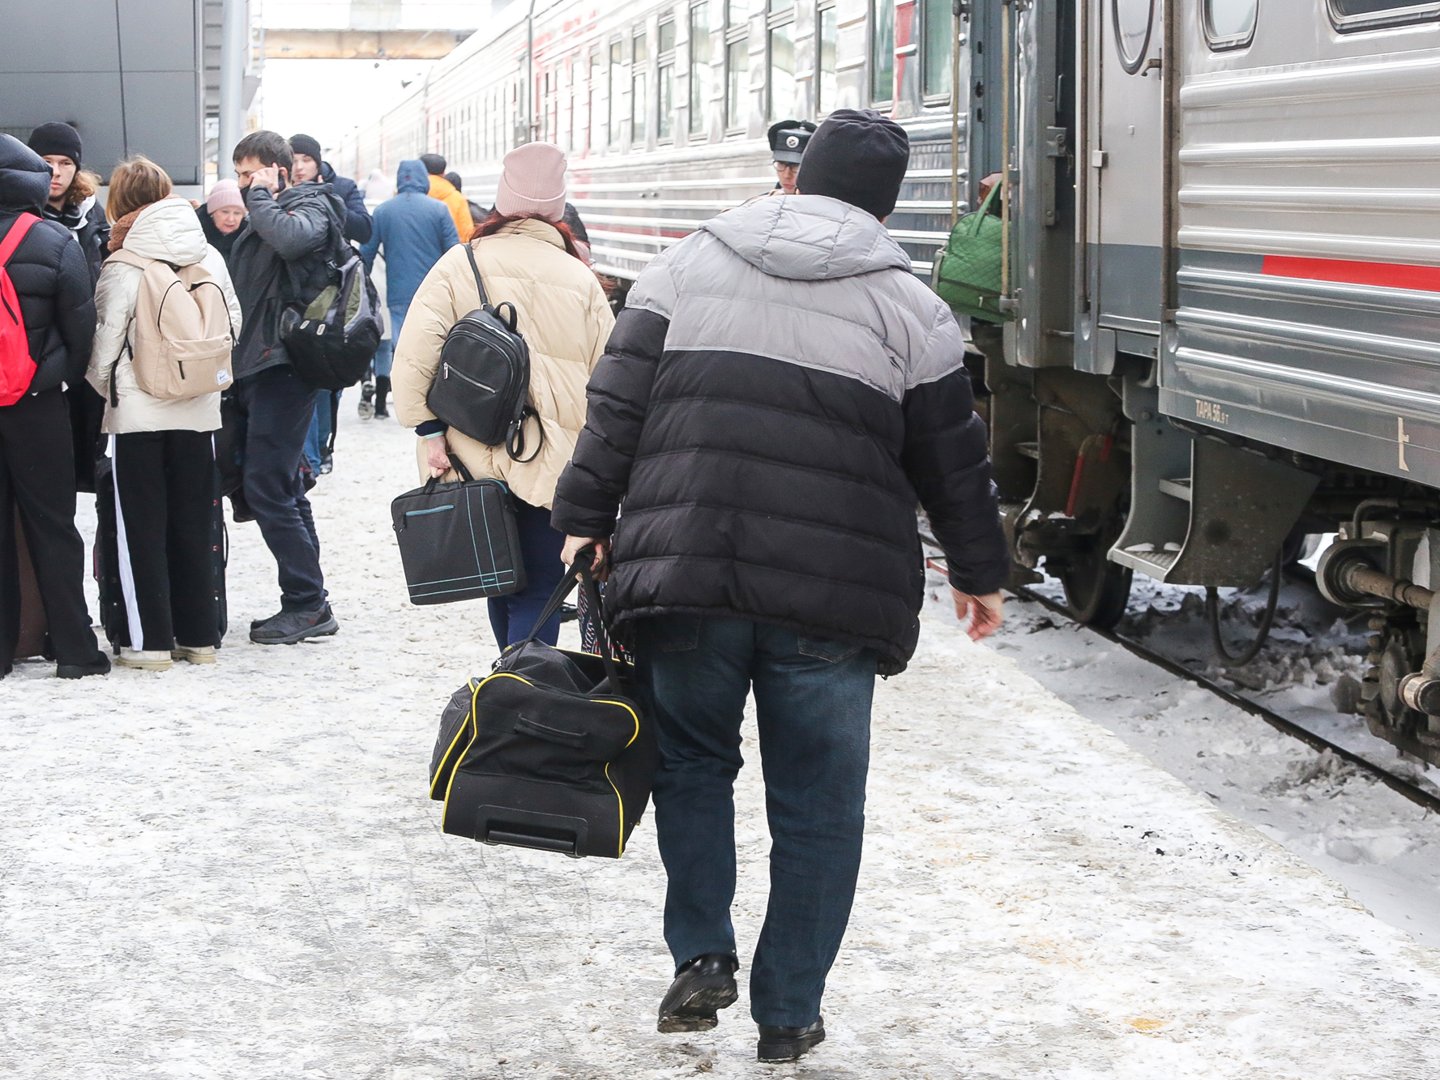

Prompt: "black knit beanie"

[27,122,82,168]
[290,133,323,163]
[796,109,909,220]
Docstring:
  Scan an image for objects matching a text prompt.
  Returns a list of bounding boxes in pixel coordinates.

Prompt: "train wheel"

[1060,545,1133,629]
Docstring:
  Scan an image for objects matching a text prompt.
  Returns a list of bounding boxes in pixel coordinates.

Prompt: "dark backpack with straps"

[426,242,542,463]
[279,199,382,391]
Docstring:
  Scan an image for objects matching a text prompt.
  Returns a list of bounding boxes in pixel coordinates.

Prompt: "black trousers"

[110,430,220,651]
[0,388,101,670]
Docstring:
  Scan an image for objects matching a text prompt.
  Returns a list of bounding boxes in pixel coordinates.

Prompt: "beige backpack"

[107,250,234,403]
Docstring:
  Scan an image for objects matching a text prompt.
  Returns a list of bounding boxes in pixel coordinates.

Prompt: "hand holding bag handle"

[420,452,475,495]
[515,548,625,686]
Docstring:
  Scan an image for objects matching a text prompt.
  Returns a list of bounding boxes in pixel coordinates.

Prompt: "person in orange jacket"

[418,154,473,242]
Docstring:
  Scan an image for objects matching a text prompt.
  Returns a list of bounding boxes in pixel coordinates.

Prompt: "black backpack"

[280,201,383,391]
[426,242,541,463]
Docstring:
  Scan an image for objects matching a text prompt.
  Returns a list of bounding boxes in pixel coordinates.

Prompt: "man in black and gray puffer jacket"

[553,110,1008,1064]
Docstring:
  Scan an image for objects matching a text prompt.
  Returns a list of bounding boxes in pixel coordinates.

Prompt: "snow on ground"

[1004,571,1440,949]
[4,408,1440,1078]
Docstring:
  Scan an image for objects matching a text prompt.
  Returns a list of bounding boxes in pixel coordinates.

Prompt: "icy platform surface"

[4,412,1440,1079]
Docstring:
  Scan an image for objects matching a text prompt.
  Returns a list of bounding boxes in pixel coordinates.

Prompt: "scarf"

[107,208,144,252]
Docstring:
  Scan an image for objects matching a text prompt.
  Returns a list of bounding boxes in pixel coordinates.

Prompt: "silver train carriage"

[335,0,1440,765]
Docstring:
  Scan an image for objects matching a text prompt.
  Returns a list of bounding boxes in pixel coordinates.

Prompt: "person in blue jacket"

[289,134,372,244]
[359,160,458,419]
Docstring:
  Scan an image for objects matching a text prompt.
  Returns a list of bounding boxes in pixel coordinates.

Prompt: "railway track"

[921,535,1440,816]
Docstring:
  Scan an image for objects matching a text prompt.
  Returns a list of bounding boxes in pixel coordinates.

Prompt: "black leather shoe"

[56,651,111,679]
[657,954,738,1033]
[756,1018,825,1063]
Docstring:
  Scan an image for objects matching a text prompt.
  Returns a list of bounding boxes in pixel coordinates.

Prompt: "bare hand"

[561,535,611,581]
[952,589,1004,641]
[250,166,281,193]
[425,436,451,477]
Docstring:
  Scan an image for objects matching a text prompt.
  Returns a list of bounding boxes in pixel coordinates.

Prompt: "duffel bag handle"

[519,548,624,684]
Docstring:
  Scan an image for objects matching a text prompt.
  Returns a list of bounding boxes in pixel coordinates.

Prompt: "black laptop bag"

[391,455,525,605]
[429,560,658,859]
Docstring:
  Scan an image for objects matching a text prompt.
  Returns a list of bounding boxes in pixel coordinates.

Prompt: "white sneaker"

[172,645,217,665]
[117,648,174,671]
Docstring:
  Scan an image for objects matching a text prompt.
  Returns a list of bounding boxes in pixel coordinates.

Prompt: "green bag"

[933,184,1013,324]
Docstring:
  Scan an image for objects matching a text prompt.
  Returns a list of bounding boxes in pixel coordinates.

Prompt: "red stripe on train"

[1262,255,1440,293]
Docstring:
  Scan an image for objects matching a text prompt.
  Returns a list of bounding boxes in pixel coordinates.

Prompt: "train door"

[1081,0,1165,374]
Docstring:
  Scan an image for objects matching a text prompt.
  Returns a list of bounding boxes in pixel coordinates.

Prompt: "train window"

[591,52,605,152]
[633,32,649,144]
[921,0,953,98]
[1329,0,1440,30]
[691,3,716,137]
[659,22,677,142]
[727,38,749,128]
[609,41,624,145]
[1113,0,1155,74]
[818,5,838,114]
[871,0,895,104]
[768,1,797,121]
[1205,0,1257,47]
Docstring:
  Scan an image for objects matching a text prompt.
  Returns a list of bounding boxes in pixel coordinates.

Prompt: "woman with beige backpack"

[87,157,243,671]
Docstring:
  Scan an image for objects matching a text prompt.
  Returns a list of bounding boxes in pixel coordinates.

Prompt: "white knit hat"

[494,142,567,222]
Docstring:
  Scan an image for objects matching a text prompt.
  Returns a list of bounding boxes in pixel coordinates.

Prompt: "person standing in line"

[552,110,1008,1064]
[418,154,474,243]
[196,179,249,527]
[392,143,613,647]
[27,122,109,493]
[86,157,242,670]
[358,160,457,421]
[228,130,342,645]
[196,179,247,260]
[0,134,106,679]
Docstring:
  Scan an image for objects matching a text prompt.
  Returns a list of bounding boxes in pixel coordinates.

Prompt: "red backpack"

[0,213,40,407]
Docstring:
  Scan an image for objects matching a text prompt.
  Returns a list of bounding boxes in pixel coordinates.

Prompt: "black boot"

[657,954,738,1033]
[374,375,390,419]
[756,1018,825,1063]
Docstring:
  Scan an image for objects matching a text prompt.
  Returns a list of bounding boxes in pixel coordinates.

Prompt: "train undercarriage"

[977,346,1440,769]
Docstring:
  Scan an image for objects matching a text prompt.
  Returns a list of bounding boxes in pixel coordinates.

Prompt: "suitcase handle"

[485,828,579,857]
[522,554,624,685]
[513,715,587,749]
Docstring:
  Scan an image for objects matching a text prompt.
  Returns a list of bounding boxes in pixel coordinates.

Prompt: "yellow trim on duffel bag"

[594,699,641,856]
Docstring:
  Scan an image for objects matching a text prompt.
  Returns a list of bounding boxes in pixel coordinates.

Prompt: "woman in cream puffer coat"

[87,159,242,671]
[392,142,614,648]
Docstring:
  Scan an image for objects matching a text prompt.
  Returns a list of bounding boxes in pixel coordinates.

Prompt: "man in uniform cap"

[764,119,817,196]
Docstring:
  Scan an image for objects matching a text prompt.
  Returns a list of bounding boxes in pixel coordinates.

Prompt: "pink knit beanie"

[206,178,244,213]
[495,143,567,222]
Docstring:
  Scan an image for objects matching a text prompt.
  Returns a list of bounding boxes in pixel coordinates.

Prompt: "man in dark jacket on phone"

[553,110,1008,1064]
[0,134,107,678]
[229,130,345,645]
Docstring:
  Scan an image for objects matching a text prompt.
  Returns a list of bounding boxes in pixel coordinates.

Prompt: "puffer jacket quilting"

[551,194,1009,674]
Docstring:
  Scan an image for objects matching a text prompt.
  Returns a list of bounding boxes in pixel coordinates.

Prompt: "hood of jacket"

[120,197,208,265]
[0,133,52,215]
[699,194,911,282]
[397,160,429,195]
[427,173,460,201]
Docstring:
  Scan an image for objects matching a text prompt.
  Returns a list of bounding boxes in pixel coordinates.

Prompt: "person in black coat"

[0,134,107,678]
[27,122,108,492]
[289,134,373,245]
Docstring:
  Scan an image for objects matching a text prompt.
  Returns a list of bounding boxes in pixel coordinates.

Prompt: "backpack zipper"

[443,362,497,394]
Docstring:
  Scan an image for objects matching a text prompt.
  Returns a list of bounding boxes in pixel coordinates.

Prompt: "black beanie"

[420,153,447,176]
[795,109,909,220]
[27,122,82,168]
[290,133,323,163]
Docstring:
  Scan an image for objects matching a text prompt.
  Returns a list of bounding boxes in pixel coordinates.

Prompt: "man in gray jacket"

[554,110,1007,1063]
[229,130,344,644]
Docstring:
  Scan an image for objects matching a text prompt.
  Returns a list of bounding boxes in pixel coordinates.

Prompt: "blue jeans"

[486,497,565,647]
[303,389,331,471]
[236,366,326,612]
[634,615,876,1028]
[374,304,406,378]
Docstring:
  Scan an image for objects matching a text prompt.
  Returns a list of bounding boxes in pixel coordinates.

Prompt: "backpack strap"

[0,213,40,267]
[463,241,491,308]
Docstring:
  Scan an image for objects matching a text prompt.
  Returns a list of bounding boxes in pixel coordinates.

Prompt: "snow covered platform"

[4,414,1440,1079]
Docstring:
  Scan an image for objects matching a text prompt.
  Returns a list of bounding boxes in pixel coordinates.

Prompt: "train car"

[339,0,1440,766]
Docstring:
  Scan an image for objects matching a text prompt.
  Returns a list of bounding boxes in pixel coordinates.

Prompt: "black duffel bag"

[426,242,542,463]
[429,559,657,859]
[391,454,525,604]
